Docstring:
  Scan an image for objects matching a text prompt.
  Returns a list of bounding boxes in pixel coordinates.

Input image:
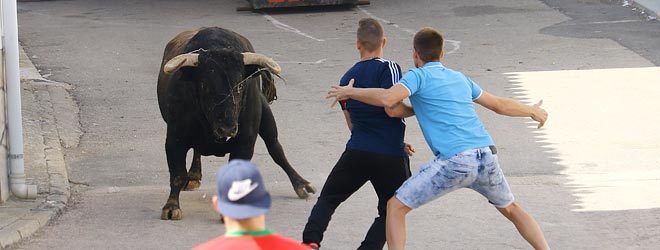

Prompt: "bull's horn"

[242,52,281,75]
[163,53,199,74]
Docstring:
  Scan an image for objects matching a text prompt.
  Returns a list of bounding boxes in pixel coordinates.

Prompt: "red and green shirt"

[193,229,310,250]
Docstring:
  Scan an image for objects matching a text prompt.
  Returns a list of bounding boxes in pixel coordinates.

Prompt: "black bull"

[157,27,315,220]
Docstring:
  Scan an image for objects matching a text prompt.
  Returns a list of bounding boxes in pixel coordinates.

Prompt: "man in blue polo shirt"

[327,27,550,250]
[302,18,413,250]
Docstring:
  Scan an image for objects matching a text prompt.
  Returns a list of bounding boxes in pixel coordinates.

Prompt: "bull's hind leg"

[184,150,202,191]
[259,100,316,199]
[161,135,189,220]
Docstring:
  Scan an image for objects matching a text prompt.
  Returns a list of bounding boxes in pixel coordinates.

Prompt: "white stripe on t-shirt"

[388,61,395,85]
[375,58,400,86]
[393,63,400,82]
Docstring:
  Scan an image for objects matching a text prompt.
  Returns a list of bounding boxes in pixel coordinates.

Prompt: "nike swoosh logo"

[227,179,259,201]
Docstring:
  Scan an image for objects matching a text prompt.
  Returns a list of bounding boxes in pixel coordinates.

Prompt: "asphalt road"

[14,0,660,249]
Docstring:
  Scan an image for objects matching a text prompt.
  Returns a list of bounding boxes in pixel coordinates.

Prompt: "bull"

[157,27,315,220]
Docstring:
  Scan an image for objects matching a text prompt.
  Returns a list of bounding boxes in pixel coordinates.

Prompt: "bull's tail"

[260,70,278,104]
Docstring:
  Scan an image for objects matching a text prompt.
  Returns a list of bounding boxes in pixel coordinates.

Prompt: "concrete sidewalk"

[0,46,74,249]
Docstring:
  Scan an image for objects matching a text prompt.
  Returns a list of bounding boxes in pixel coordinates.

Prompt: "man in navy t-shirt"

[302,18,413,250]
[340,59,406,157]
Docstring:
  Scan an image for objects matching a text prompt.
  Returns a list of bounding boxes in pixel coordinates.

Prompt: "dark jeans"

[302,149,411,250]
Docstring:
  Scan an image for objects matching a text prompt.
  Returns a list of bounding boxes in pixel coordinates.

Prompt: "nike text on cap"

[216,159,272,220]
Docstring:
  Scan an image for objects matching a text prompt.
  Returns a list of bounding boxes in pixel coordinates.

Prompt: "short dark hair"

[413,27,444,62]
[357,18,384,52]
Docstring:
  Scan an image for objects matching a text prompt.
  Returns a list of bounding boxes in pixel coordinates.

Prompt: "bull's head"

[163,49,281,139]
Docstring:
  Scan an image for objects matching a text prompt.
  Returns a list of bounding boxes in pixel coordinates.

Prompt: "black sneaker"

[305,242,320,250]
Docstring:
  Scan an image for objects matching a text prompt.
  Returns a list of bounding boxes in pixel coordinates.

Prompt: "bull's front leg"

[184,150,202,191]
[229,131,258,160]
[161,135,189,220]
[259,99,316,199]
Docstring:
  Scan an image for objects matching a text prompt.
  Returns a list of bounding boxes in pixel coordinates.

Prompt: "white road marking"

[587,19,640,24]
[358,7,461,54]
[262,14,325,42]
[278,58,327,64]
[556,19,641,26]
[506,67,660,212]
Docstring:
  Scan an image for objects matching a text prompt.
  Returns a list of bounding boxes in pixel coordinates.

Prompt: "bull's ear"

[163,54,199,74]
[241,52,281,75]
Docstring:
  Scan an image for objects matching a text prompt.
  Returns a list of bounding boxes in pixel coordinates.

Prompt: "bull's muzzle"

[214,126,238,140]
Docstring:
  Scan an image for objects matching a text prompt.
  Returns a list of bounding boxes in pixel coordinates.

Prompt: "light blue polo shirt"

[398,62,493,159]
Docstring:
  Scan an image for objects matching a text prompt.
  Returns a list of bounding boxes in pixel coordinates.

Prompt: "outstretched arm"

[327,79,410,109]
[474,91,548,128]
[385,102,415,118]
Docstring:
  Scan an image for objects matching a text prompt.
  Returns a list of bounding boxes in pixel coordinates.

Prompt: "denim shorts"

[395,147,514,209]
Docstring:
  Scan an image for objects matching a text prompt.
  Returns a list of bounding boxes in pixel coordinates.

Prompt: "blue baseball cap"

[216,159,272,220]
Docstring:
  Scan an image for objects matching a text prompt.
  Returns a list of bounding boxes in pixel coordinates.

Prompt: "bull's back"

[156,27,255,123]
[188,28,255,53]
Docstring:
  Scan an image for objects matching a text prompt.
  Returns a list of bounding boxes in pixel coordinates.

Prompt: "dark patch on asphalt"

[539,0,660,65]
[64,15,88,19]
[453,5,550,17]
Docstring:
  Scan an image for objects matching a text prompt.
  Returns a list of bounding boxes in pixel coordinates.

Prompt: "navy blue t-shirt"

[340,58,406,157]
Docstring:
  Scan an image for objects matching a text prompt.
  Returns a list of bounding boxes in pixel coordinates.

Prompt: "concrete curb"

[629,0,659,19]
[0,46,72,249]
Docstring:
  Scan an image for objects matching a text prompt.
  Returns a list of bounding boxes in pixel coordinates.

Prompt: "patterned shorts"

[395,147,514,209]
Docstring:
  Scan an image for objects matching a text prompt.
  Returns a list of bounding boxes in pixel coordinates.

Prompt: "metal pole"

[2,0,36,199]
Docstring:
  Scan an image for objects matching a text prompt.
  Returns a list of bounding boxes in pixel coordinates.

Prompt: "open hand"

[404,142,415,156]
[531,100,548,128]
[327,79,355,108]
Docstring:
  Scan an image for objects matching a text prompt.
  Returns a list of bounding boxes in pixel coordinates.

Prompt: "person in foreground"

[326,27,550,250]
[194,159,310,250]
[302,18,413,250]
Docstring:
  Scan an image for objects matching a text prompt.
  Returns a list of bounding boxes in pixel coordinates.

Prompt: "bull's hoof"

[294,182,316,199]
[184,180,201,191]
[161,204,183,220]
